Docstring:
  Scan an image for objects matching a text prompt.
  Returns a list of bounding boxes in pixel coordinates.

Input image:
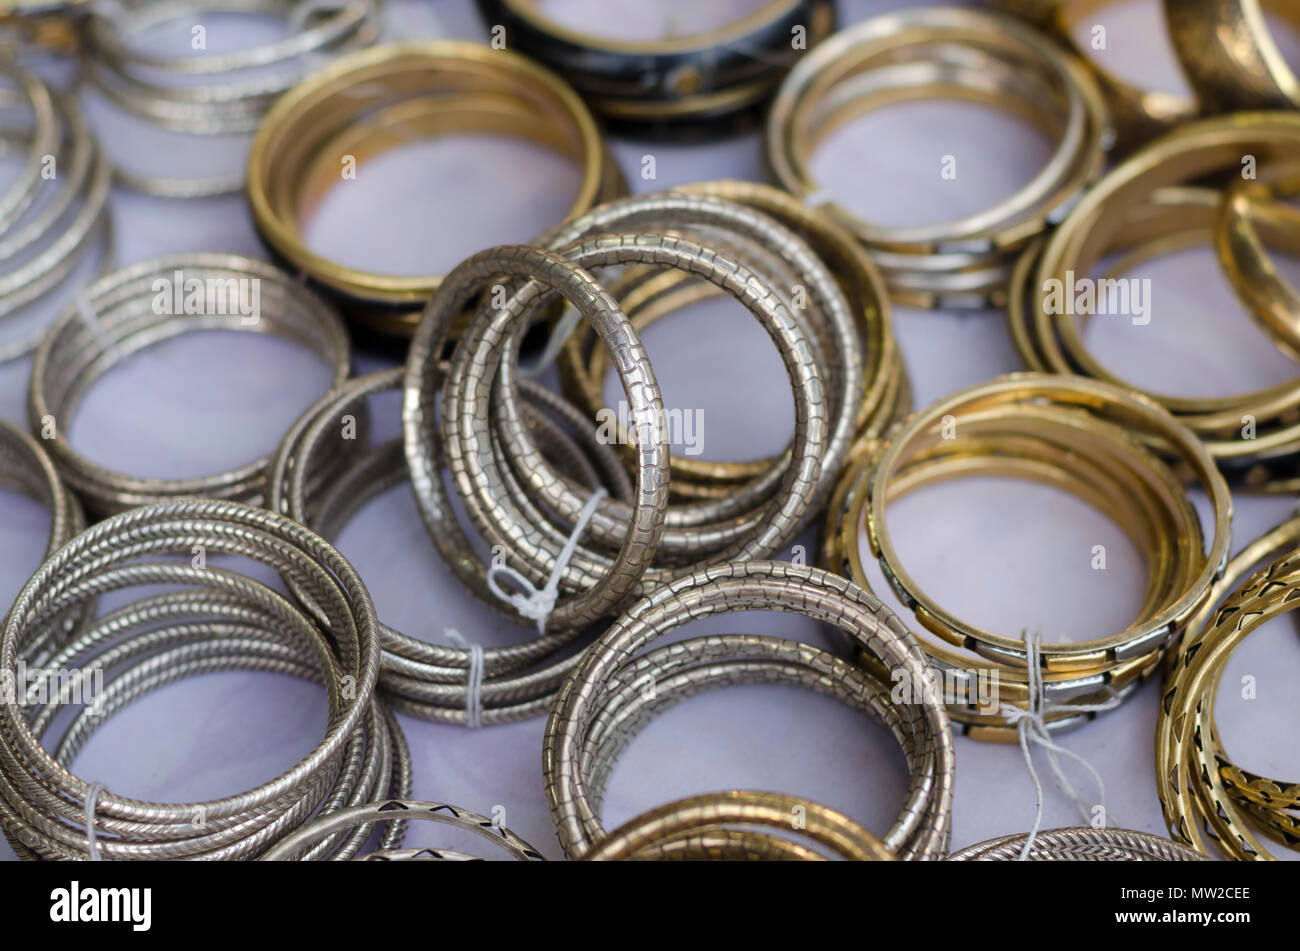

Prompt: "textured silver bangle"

[0,498,407,861]
[28,253,350,516]
[544,561,955,860]
[261,800,546,861]
[0,419,87,661]
[270,368,633,724]
[948,827,1209,861]
[81,0,380,197]
[0,64,112,363]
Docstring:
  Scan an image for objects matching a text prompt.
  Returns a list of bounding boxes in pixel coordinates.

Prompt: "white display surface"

[2,0,1299,861]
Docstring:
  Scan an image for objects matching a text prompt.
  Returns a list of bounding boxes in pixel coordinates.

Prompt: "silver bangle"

[544,561,955,860]
[81,0,381,197]
[0,498,406,861]
[28,253,350,516]
[948,827,1208,861]
[260,800,546,861]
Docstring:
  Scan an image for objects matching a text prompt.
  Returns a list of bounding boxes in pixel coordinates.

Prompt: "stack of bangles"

[28,254,351,516]
[544,562,954,861]
[552,180,911,501]
[1157,515,1300,860]
[397,189,866,696]
[0,59,112,363]
[823,373,1232,739]
[473,0,835,137]
[247,40,626,338]
[1009,112,1300,492]
[82,0,382,198]
[0,499,408,861]
[765,5,1109,308]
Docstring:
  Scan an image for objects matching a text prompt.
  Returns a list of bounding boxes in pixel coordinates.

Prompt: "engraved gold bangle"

[248,40,624,338]
[989,0,1199,151]
[1215,159,1300,363]
[1165,0,1300,112]
[1159,514,1300,858]
[1023,112,1300,490]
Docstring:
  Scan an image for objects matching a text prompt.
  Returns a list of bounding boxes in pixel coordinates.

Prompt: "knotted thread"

[998,630,1122,861]
[84,782,106,861]
[486,487,608,634]
[444,629,484,730]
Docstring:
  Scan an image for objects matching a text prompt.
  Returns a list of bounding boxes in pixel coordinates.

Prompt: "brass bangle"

[1215,160,1300,362]
[1026,113,1300,488]
[1165,0,1300,112]
[247,41,622,337]
[990,0,1199,151]
[826,372,1229,737]
[581,791,893,861]
[0,0,84,55]
[1157,515,1300,859]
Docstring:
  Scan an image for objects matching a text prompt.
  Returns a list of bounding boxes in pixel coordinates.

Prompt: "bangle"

[830,373,1230,736]
[0,68,113,363]
[1023,112,1300,491]
[765,6,1108,308]
[475,0,835,138]
[0,499,405,860]
[1158,515,1300,859]
[549,187,871,507]
[1215,160,1300,362]
[28,254,350,515]
[949,826,1206,860]
[990,0,1199,151]
[1165,0,1300,111]
[248,40,625,338]
[83,0,381,198]
[260,800,545,861]
[544,561,955,860]
[0,419,87,660]
[582,791,893,861]
[270,368,630,724]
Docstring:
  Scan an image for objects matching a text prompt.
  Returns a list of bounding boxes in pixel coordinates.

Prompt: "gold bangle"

[1026,112,1300,488]
[246,41,622,338]
[1158,516,1300,859]
[581,791,894,861]
[825,372,1229,738]
[1215,159,1300,362]
[1165,0,1300,112]
[990,0,1199,151]
[0,0,84,54]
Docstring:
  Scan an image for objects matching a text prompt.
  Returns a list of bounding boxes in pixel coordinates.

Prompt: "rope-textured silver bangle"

[0,498,407,860]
